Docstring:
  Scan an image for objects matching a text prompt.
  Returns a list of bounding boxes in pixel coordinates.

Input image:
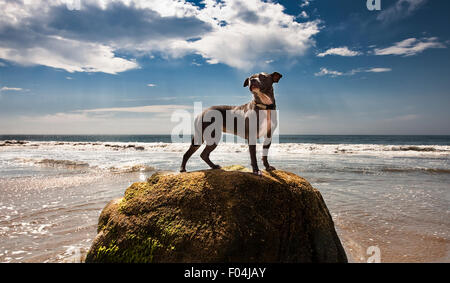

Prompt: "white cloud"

[298,11,309,19]
[300,0,312,8]
[317,47,361,57]
[366,68,392,73]
[184,0,320,69]
[147,83,157,87]
[1,87,23,92]
[374,37,446,57]
[316,67,392,77]
[377,0,427,23]
[78,104,192,114]
[0,1,141,74]
[0,0,321,72]
[8,111,180,134]
[27,112,102,124]
[315,68,343,77]
[348,68,392,75]
[4,104,195,134]
[0,35,139,74]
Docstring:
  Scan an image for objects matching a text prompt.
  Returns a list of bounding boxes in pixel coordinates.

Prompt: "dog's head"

[243,72,282,105]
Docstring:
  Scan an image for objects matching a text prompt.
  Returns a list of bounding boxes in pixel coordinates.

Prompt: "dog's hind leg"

[200,144,221,170]
[180,143,201,172]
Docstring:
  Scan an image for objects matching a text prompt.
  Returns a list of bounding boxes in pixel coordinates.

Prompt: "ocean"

[0,135,449,262]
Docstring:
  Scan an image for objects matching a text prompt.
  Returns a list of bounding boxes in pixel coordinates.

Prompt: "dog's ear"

[243,78,249,87]
[271,72,283,83]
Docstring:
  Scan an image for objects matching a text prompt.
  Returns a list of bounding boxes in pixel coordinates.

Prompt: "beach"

[0,135,449,262]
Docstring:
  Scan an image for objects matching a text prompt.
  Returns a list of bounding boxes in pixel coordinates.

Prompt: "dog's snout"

[249,78,260,89]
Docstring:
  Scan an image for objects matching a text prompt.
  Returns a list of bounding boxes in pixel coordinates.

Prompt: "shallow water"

[0,138,449,262]
[0,169,142,262]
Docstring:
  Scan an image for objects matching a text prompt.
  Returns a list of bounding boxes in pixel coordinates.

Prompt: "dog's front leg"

[262,139,276,171]
[249,144,262,176]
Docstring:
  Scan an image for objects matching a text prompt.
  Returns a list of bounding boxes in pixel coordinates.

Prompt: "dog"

[180,72,282,176]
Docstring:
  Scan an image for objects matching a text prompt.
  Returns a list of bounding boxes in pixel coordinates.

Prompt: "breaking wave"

[36,159,90,169]
[13,158,156,174]
[2,140,449,157]
[381,167,450,174]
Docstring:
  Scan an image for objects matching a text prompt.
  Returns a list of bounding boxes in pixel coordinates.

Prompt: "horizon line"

[1,134,450,137]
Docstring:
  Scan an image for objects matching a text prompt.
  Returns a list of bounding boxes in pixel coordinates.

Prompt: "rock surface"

[85,165,347,263]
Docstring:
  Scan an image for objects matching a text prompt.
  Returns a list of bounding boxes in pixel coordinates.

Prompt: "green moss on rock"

[85,166,347,263]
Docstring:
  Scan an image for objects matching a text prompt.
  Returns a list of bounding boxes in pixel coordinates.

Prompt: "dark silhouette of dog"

[180,72,282,176]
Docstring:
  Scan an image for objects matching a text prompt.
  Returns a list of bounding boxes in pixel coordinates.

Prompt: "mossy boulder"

[85,165,347,263]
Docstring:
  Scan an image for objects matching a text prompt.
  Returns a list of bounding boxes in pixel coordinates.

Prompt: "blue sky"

[0,0,449,134]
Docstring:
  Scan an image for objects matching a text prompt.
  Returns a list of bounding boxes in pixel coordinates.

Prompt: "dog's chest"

[224,108,278,139]
[257,109,278,138]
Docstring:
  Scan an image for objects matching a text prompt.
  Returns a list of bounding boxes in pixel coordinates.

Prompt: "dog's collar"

[254,102,276,110]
